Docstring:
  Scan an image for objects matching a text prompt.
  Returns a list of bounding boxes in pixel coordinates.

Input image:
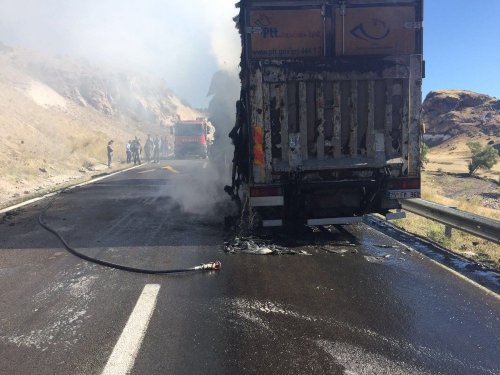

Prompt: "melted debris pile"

[314,242,358,255]
[224,236,311,256]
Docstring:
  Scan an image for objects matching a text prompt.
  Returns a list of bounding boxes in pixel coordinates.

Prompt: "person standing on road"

[126,140,132,163]
[107,140,114,168]
[131,137,142,165]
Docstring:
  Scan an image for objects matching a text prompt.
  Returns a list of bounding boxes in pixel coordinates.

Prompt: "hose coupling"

[193,261,222,271]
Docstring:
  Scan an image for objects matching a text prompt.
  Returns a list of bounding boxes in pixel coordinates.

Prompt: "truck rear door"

[246,0,423,184]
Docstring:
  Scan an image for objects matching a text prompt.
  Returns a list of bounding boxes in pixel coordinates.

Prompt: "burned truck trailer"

[229,0,424,227]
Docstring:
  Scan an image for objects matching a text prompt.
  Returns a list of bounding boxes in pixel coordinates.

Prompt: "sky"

[423,1,500,100]
[0,0,499,107]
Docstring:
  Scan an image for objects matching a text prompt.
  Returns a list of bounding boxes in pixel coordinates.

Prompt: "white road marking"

[101,284,161,375]
[202,161,208,169]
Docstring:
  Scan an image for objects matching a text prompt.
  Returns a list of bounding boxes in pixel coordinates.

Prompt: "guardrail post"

[445,225,452,238]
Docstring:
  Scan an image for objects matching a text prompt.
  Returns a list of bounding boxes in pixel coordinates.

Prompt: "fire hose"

[38,197,221,274]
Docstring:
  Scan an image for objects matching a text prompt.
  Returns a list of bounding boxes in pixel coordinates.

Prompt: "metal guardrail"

[400,198,500,245]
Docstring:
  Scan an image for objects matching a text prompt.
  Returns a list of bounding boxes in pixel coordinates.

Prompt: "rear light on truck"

[250,186,283,197]
[387,178,420,190]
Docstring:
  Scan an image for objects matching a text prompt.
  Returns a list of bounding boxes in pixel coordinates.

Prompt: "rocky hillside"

[423,90,500,146]
[0,42,199,127]
[0,42,200,208]
[422,90,500,182]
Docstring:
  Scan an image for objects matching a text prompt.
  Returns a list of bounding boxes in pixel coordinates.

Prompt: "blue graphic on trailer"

[350,19,390,41]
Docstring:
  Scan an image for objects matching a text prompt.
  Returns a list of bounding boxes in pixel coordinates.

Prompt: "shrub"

[467,142,499,176]
[82,161,94,170]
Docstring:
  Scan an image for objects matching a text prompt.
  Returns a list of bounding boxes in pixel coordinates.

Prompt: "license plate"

[387,190,420,199]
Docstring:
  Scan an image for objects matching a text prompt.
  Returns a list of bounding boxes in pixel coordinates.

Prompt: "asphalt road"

[0,159,499,375]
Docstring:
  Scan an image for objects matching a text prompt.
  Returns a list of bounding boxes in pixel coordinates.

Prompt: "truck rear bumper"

[307,217,364,226]
[174,142,207,157]
[245,177,418,227]
[249,196,284,207]
[261,217,364,227]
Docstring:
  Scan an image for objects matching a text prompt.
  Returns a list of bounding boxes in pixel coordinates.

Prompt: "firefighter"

[107,140,114,168]
[131,137,142,165]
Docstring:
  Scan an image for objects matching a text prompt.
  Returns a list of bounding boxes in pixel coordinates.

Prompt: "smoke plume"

[0,0,240,108]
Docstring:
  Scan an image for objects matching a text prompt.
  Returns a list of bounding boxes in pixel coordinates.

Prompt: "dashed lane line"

[202,161,208,169]
[101,284,161,375]
[162,165,179,173]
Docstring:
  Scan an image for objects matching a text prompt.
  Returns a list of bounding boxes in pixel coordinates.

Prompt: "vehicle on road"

[228,0,424,227]
[173,118,215,159]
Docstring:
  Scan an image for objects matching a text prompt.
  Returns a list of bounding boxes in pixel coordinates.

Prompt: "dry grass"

[393,213,499,270]
[0,78,143,208]
[426,134,500,181]
[392,137,500,270]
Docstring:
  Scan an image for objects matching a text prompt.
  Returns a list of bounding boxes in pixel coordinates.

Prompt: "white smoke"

[209,1,241,73]
[0,0,240,107]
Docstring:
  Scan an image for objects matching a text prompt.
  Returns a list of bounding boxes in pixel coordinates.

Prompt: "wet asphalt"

[0,159,499,375]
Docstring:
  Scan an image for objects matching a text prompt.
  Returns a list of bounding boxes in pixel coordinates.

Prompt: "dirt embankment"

[0,43,201,208]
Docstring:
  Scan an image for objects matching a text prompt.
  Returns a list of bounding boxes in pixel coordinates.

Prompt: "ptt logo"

[350,19,390,41]
[254,14,279,38]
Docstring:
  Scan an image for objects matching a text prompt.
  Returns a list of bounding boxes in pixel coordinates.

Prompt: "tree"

[467,142,499,176]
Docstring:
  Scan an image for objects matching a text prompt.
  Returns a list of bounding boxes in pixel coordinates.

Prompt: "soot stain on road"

[0,263,97,352]
[215,297,496,375]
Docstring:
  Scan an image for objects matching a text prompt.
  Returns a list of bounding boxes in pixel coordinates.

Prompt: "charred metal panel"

[273,83,289,162]
[401,79,410,175]
[261,63,411,83]
[316,81,325,160]
[250,63,417,174]
[384,79,393,158]
[390,81,403,159]
[349,80,358,157]
[287,81,298,133]
[288,133,302,168]
[269,84,281,160]
[323,81,334,156]
[306,81,316,158]
[409,55,422,176]
[332,81,342,159]
[366,80,376,158]
[298,81,308,160]
[374,80,386,131]
[357,80,368,157]
[340,81,350,155]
